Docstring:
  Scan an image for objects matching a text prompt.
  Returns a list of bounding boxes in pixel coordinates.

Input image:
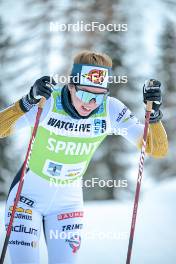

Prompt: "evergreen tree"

[149,19,176,180]
[0,17,15,200]
[4,0,62,95]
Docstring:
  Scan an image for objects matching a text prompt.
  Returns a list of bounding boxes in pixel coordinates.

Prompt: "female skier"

[0,50,168,263]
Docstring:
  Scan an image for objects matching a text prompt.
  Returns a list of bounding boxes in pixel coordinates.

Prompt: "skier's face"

[68,84,108,116]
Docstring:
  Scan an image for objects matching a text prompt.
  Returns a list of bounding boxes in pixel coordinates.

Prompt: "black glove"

[143,79,163,123]
[20,76,56,112]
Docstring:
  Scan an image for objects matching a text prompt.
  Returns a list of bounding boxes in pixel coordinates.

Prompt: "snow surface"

[0,179,176,264]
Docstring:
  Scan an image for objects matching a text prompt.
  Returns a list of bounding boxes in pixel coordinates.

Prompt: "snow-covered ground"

[0,179,176,264]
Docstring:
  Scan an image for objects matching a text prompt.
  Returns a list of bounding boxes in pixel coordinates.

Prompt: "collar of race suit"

[61,85,100,119]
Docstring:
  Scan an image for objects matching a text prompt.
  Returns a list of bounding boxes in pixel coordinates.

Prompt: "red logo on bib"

[57,211,84,220]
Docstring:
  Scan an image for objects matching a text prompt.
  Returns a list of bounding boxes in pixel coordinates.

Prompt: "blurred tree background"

[0,0,175,201]
[0,16,18,199]
[148,17,176,180]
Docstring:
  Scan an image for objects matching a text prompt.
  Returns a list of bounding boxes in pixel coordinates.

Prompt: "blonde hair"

[73,50,112,67]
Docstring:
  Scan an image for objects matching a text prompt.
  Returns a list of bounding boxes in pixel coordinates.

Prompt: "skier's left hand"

[143,79,163,123]
[143,79,162,111]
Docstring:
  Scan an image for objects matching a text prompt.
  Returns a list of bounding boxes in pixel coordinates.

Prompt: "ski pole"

[126,100,153,264]
[0,97,46,264]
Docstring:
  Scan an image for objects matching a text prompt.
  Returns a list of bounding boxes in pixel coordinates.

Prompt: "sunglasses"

[75,86,109,106]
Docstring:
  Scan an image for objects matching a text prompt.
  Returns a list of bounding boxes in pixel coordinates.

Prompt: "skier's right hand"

[20,76,56,112]
[28,76,56,104]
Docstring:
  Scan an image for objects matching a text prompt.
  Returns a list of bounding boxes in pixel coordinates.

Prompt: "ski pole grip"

[39,97,46,109]
[146,101,153,112]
